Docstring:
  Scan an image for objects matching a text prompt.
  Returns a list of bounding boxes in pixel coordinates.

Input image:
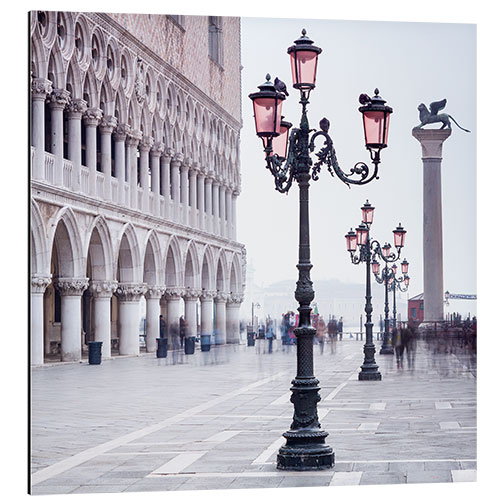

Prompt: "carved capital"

[126,129,143,147]
[146,285,167,300]
[31,78,52,101]
[49,88,71,110]
[99,115,118,134]
[140,135,154,151]
[31,275,51,294]
[183,288,202,300]
[162,147,175,160]
[55,277,89,296]
[215,291,229,303]
[206,171,215,183]
[171,152,184,166]
[83,107,103,127]
[164,287,184,299]
[89,280,118,298]
[151,142,164,157]
[66,98,88,119]
[114,123,131,142]
[412,129,451,158]
[116,283,148,302]
[227,293,244,305]
[200,289,216,301]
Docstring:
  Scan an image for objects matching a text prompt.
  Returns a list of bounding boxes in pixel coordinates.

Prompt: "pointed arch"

[215,248,228,292]
[47,47,66,89]
[84,215,114,281]
[143,230,163,286]
[83,68,99,108]
[165,235,182,287]
[31,200,50,276]
[115,223,142,283]
[228,253,242,293]
[200,244,215,291]
[184,240,201,289]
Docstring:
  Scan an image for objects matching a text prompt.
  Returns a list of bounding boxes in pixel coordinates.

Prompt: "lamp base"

[277,430,334,470]
[379,345,394,355]
[358,370,382,381]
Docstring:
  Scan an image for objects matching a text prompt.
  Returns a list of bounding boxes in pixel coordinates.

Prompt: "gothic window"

[208,16,223,66]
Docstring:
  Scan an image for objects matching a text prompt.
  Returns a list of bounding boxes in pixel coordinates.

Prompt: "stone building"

[30,11,246,365]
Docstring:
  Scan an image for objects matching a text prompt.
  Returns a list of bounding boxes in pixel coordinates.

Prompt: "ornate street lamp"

[372,237,408,354]
[249,29,393,471]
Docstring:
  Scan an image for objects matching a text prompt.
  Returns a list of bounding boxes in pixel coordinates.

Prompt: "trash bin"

[200,334,211,352]
[184,336,196,355]
[88,341,103,365]
[156,337,168,358]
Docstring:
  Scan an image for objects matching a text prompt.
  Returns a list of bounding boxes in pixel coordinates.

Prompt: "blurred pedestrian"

[159,315,166,339]
[317,317,326,354]
[179,315,186,348]
[265,317,275,353]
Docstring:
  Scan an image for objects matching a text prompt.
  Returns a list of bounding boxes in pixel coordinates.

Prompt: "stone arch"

[228,253,243,294]
[152,113,162,143]
[165,235,182,287]
[114,87,127,124]
[49,207,85,278]
[84,216,114,281]
[90,25,106,80]
[98,77,115,116]
[119,46,134,98]
[127,97,140,130]
[47,47,66,89]
[30,29,49,79]
[184,241,200,289]
[143,230,163,286]
[66,57,82,99]
[115,223,142,283]
[55,11,75,61]
[105,36,121,90]
[83,68,99,108]
[140,106,152,138]
[74,13,91,72]
[215,249,228,292]
[200,245,216,291]
[34,11,57,50]
[31,200,50,276]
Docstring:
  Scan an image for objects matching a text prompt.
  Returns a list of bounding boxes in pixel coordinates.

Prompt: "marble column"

[180,159,191,225]
[31,275,51,365]
[116,283,147,355]
[200,290,215,337]
[197,169,206,230]
[89,280,117,359]
[114,123,130,206]
[160,148,173,219]
[83,108,103,197]
[139,136,154,212]
[66,98,87,192]
[205,172,214,233]
[225,184,232,239]
[126,129,142,210]
[214,292,227,345]
[212,178,220,235]
[226,294,243,344]
[49,88,71,187]
[99,115,117,201]
[170,153,183,223]
[184,289,201,339]
[219,183,227,238]
[151,142,163,217]
[232,187,240,241]
[55,277,89,362]
[165,288,183,341]
[189,166,198,227]
[31,78,52,180]
[146,286,166,352]
[412,128,451,323]
[43,286,52,355]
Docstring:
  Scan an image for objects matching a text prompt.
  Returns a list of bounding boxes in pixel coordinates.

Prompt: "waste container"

[88,341,103,365]
[156,337,168,358]
[247,331,255,346]
[200,334,211,352]
[184,336,196,354]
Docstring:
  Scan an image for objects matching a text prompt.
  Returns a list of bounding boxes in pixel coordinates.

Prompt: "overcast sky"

[238,17,476,311]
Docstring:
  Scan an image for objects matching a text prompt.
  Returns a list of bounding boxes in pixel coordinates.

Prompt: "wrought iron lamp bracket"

[371,240,401,263]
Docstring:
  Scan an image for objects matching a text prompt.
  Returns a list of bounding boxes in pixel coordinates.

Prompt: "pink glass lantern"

[358,89,393,151]
[392,264,397,274]
[401,258,409,275]
[345,228,357,252]
[249,74,286,138]
[382,243,391,258]
[356,224,368,246]
[287,29,322,93]
[371,260,380,275]
[404,276,410,287]
[361,200,375,225]
[393,223,406,248]
[273,117,293,158]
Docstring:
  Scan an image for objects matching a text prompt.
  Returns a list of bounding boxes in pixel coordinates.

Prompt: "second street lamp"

[249,29,393,471]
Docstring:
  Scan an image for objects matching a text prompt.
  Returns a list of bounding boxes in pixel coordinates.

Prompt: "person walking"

[159,315,166,339]
[317,316,326,354]
[265,318,275,354]
[179,315,186,348]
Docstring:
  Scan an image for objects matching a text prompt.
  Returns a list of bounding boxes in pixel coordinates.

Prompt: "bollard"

[88,341,103,365]
[156,337,168,358]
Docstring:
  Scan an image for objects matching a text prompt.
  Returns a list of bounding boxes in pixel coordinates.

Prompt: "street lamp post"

[371,228,407,354]
[388,260,410,328]
[249,29,393,471]
[346,201,407,379]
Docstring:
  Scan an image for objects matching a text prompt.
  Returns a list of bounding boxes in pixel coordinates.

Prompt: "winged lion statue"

[414,99,470,132]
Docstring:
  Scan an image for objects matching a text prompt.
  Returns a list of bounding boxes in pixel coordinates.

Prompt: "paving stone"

[360,472,406,485]
[406,470,452,483]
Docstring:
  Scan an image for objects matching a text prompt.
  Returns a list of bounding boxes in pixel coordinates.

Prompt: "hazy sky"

[238,17,476,307]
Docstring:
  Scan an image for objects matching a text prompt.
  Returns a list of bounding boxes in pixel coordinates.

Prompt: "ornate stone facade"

[30,11,245,365]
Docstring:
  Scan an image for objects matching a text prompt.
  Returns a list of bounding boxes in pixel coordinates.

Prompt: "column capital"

[215,291,229,303]
[200,289,216,301]
[83,107,104,127]
[66,98,88,119]
[162,147,175,160]
[199,167,208,177]
[116,283,148,302]
[140,135,154,152]
[31,274,51,294]
[114,123,131,142]
[171,152,184,166]
[412,128,451,159]
[49,88,71,110]
[183,288,202,300]
[206,171,215,183]
[181,157,192,171]
[227,293,244,305]
[126,129,143,147]
[151,142,164,158]
[213,174,222,186]
[89,280,118,298]
[233,186,241,196]
[54,277,89,296]
[31,77,52,101]
[164,287,184,299]
[99,115,118,134]
[146,285,167,300]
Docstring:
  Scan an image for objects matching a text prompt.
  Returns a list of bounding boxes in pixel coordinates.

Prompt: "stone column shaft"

[170,156,182,222]
[89,281,117,359]
[160,150,173,219]
[67,99,87,192]
[200,293,214,336]
[214,293,227,345]
[31,275,51,365]
[83,108,103,197]
[213,181,220,235]
[116,283,147,355]
[205,176,214,233]
[151,143,163,217]
[114,124,129,206]
[31,78,52,180]
[126,131,141,209]
[99,116,117,201]
[226,295,243,344]
[220,185,227,237]
[180,162,190,225]
[139,137,153,212]
[197,172,206,229]
[146,286,166,352]
[189,169,198,226]
[49,89,70,187]
[165,290,183,341]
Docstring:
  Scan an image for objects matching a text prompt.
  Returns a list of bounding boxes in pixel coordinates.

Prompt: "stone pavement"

[30,337,476,494]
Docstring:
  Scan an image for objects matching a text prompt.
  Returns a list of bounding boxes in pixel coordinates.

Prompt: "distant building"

[408,293,424,325]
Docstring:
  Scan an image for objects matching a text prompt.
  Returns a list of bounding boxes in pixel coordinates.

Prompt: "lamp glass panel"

[290,50,318,87]
[253,98,282,135]
[363,111,389,147]
[273,124,290,158]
